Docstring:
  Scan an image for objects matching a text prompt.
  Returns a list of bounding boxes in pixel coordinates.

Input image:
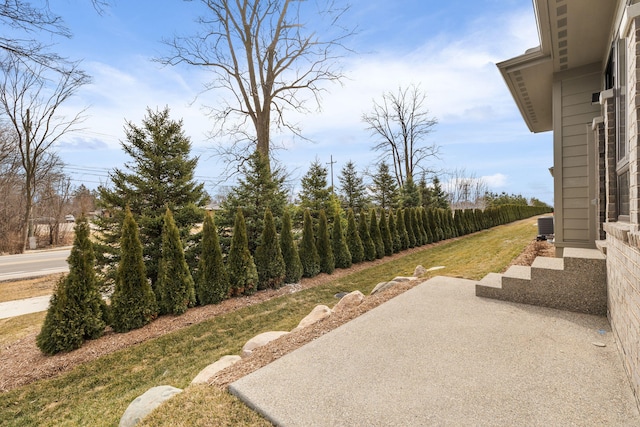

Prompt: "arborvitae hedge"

[378,209,393,256]
[359,210,376,261]
[405,208,416,248]
[421,208,433,244]
[397,208,409,250]
[369,209,384,259]
[255,208,286,290]
[317,209,335,274]
[299,209,320,277]
[332,208,352,269]
[346,208,364,264]
[110,207,158,333]
[37,216,106,355]
[156,207,196,315]
[388,210,401,253]
[280,210,303,284]
[227,209,258,296]
[413,208,426,246]
[196,212,229,305]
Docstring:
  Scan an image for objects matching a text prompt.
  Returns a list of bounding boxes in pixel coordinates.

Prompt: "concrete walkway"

[230,276,640,426]
[0,295,50,319]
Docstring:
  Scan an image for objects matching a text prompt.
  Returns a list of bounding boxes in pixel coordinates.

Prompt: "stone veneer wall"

[606,16,640,406]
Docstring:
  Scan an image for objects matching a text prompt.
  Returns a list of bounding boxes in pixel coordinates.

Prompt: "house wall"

[605,13,640,405]
[553,70,601,253]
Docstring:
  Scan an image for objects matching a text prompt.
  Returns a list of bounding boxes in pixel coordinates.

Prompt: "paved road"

[0,248,70,281]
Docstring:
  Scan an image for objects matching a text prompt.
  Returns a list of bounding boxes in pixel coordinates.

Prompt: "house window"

[615,37,630,219]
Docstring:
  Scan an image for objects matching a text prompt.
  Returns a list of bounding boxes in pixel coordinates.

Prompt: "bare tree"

[0,126,24,253]
[0,53,89,252]
[161,0,353,168]
[363,84,439,188]
[35,163,72,246]
[444,168,489,210]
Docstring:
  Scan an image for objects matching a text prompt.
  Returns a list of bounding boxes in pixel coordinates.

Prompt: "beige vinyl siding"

[558,72,601,245]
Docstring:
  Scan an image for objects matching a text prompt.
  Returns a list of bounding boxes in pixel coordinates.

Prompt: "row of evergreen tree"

[36,199,551,355]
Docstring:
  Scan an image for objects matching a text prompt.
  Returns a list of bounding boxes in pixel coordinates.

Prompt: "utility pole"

[327,155,336,194]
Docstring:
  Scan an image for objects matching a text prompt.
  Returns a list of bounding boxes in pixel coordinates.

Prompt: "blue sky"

[48,0,553,203]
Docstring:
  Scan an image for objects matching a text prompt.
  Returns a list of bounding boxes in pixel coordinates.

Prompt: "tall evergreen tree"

[401,176,421,208]
[421,207,433,244]
[413,208,426,246]
[110,207,158,333]
[219,151,288,254]
[378,209,393,256]
[397,208,409,250]
[422,175,449,209]
[156,208,196,315]
[405,208,416,248]
[196,212,229,305]
[370,162,399,209]
[280,210,303,283]
[359,210,376,261]
[94,107,207,291]
[369,209,384,259]
[388,210,401,253]
[332,208,352,269]
[346,208,364,264]
[37,216,106,355]
[255,208,286,290]
[316,210,335,274]
[299,158,332,216]
[227,209,259,296]
[338,160,369,212]
[299,209,320,277]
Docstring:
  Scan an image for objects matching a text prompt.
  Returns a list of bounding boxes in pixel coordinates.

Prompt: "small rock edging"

[119,264,432,426]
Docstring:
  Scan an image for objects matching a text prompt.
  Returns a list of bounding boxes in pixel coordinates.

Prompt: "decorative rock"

[413,265,427,277]
[391,276,413,282]
[333,290,364,313]
[119,385,183,427]
[293,305,332,332]
[191,355,242,385]
[371,281,393,295]
[241,331,289,357]
[334,292,349,299]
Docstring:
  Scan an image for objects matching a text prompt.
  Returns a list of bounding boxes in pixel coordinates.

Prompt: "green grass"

[0,217,539,426]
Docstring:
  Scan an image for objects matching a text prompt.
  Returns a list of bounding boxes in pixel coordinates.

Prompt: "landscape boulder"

[333,290,364,314]
[191,355,242,385]
[241,331,289,357]
[371,281,394,295]
[119,385,183,427]
[413,265,427,277]
[293,305,332,332]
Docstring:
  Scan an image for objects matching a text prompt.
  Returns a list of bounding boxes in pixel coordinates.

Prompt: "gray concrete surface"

[230,276,640,426]
[0,295,50,319]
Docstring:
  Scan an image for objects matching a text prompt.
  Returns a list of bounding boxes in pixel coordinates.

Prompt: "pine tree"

[422,175,449,210]
[316,210,335,274]
[227,209,259,296]
[378,209,393,256]
[255,208,286,290]
[110,207,158,333]
[196,212,229,305]
[37,216,106,355]
[397,208,409,250]
[299,158,332,217]
[94,107,207,292]
[332,208,352,269]
[299,209,320,277]
[401,176,421,208]
[338,160,369,212]
[369,209,384,259]
[388,210,401,253]
[405,208,416,248]
[156,208,196,315]
[359,210,376,261]
[370,162,399,209]
[346,208,364,264]
[280,210,303,283]
[219,151,288,254]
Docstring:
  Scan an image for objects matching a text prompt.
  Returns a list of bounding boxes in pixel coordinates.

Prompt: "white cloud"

[482,173,508,188]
